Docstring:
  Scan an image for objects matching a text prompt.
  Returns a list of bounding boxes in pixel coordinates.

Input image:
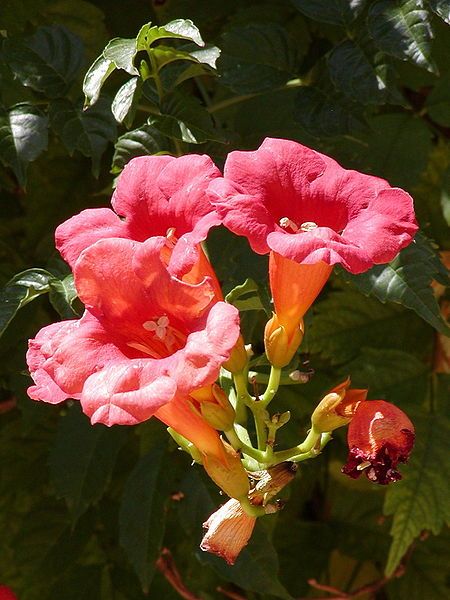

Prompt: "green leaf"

[111,77,140,124]
[50,97,117,176]
[290,0,367,26]
[386,531,450,599]
[384,376,450,576]
[49,404,128,521]
[0,103,48,186]
[359,113,432,189]
[49,566,103,600]
[328,40,403,105]
[2,25,84,98]
[103,37,139,75]
[136,19,205,49]
[343,234,450,336]
[426,71,450,127]
[294,86,366,137]
[119,445,173,591]
[368,0,438,74]
[83,55,115,107]
[198,521,293,599]
[111,124,168,174]
[429,0,450,25]
[48,274,79,319]
[0,268,53,337]
[441,167,450,227]
[307,286,431,365]
[150,90,226,144]
[217,24,296,94]
[225,278,266,313]
[343,348,429,406]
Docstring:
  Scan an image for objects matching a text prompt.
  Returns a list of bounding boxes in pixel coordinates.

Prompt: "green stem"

[173,138,183,157]
[240,496,267,517]
[233,371,254,408]
[253,404,268,451]
[270,426,322,463]
[260,367,281,407]
[224,428,266,463]
[147,50,164,100]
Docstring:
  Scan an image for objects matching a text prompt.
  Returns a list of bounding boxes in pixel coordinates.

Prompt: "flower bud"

[201,499,256,565]
[264,314,304,368]
[311,378,367,433]
[342,400,415,485]
[199,385,235,431]
[223,334,248,373]
[203,441,249,500]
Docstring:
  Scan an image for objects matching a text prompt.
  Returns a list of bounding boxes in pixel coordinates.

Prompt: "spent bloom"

[342,400,415,485]
[27,236,240,458]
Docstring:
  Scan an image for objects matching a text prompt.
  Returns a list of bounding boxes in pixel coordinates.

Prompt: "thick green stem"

[224,428,265,463]
[260,366,281,407]
[240,496,267,517]
[270,426,322,463]
[233,371,254,408]
[252,405,268,451]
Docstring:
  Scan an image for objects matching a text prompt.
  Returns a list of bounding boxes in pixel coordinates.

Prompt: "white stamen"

[357,461,372,471]
[143,316,170,340]
[279,217,299,232]
[300,221,318,232]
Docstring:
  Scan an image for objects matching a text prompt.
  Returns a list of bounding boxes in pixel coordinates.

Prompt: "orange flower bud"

[200,499,256,565]
[264,313,304,368]
[342,400,415,485]
[203,441,249,500]
[223,334,248,373]
[311,378,368,433]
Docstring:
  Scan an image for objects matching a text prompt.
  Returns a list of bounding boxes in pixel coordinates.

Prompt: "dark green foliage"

[1,1,450,599]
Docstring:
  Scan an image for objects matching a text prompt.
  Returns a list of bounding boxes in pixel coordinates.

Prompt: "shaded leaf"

[49,404,128,521]
[368,0,437,73]
[343,234,450,336]
[0,103,48,185]
[0,268,53,337]
[50,97,117,176]
[294,86,366,137]
[82,55,115,107]
[429,0,450,25]
[225,278,266,313]
[49,566,103,600]
[426,71,450,127]
[48,274,79,319]
[111,124,168,174]
[217,24,296,94]
[384,376,450,575]
[3,25,84,98]
[307,287,431,364]
[119,445,174,591]
[328,40,403,105]
[290,0,367,26]
[150,90,226,144]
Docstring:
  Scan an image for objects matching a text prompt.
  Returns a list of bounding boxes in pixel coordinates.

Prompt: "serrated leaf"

[103,36,139,75]
[0,268,53,337]
[426,71,450,127]
[225,278,266,312]
[294,86,366,137]
[290,0,367,26]
[429,0,450,24]
[119,445,173,591]
[150,90,226,144]
[328,40,403,105]
[0,103,48,185]
[307,287,430,365]
[217,24,296,94]
[368,0,438,74]
[48,274,79,319]
[360,113,432,188]
[111,124,168,174]
[50,97,117,176]
[344,234,450,335]
[49,405,128,521]
[198,522,293,599]
[384,376,450,576]
[343,348,429,406]
[136,19,205,49]
[111,77,140,124]
[2,25,84,98]
[83,55,115,107]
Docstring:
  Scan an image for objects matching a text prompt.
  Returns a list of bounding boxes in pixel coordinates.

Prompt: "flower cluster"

[27,138,418,564]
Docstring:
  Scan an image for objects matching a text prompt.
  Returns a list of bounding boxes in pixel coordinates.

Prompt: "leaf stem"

[260,366,281,407]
